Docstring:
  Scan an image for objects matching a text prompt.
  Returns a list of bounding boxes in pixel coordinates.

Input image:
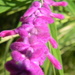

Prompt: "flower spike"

[1,0,68,74]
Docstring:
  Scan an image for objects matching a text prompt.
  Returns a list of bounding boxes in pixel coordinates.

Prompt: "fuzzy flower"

[44,0,68,7]
[5,60,44,75]
[0,30,16,37]
[10,35,62,69]
[0,0,68,75]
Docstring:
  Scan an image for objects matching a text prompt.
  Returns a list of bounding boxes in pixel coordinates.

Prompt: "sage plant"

[0,0,68,75]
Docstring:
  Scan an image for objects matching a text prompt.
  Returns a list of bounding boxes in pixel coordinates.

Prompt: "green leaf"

[0,0,32,14]
[0,6,10,13]
[64,0,75,15]
[49,23,64,75]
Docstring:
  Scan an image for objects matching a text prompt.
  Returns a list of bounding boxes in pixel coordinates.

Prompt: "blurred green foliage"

[0,0,75,75]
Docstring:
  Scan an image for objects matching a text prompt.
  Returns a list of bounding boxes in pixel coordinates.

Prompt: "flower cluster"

[0,0,68,75]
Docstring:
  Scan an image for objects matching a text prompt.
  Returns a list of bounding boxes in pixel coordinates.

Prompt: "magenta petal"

[30,38,48,65]
[31,45,44,58]
[15,24,34,37]
[37,32,50,43]
[21,24,34,31]
[50,13,65,19]
[5,60,20,73]
[39,7,51,16]
[39,16,54,24]
[17,28,28,38]
[30,62,44,75]
[34,16,53,24]
[47,53,62,69]
[31,49,46,66]
[51,1,68,7]
[5,60,31,75]
[34,24,50,43]
[0,30,16,37]
[44,0,53,5]
[15,23,34,32]
[20,16,34,24]
[23,60,44,75]
[42,3,51,10]
[28,35,38,45]
[24,1,41,17]
[11,51,25,63]
[31,1,41,7]
[33,17,46,26]
[23,17,34,24]
[24,6,38,17]
[44,0,68,7]
[49,37,58,48]
[10,42,30,51]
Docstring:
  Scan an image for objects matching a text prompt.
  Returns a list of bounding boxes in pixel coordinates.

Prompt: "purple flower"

[0,30,16,37]
[10,35,62,69]
[5,60,44,75]
[10,42,30,51]
[44,0,68,7]
[50,13,65,19]
[51,1,68,7]
[14,24,34,39]
[30,37,62,69]
[23,1,41,17]
[0,0,68,74]
[46,53,62,69]
[33,18,58,48]
[11,51,25,63]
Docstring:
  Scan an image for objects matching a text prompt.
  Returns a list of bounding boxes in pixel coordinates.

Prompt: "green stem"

[3,39,14,75]
[49,23,64,75]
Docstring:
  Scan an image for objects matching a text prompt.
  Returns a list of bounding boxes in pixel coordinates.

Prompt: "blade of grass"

[46,41,57,75]
[49,23,64,75]
[64,0,75,15]
[3,38,14,75]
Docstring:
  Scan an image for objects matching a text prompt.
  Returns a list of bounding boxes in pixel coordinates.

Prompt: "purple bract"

[0,0,68,75]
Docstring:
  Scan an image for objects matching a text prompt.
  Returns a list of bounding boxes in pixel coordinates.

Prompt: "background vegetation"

[0,0,75,75]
